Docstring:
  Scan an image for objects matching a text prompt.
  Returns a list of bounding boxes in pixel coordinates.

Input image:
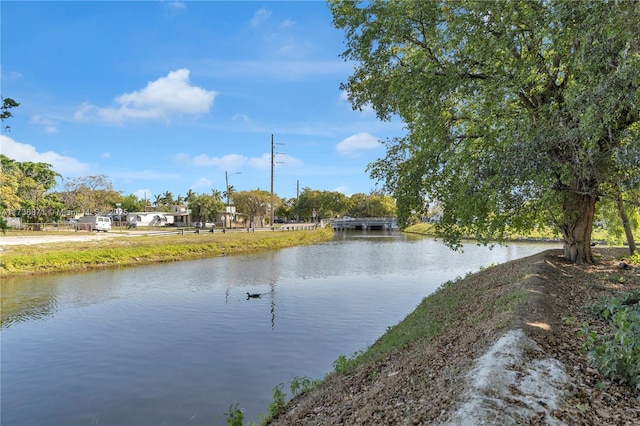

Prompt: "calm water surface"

[1,232,555,425]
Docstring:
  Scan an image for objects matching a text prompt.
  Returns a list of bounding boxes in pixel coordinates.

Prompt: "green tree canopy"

[330,0,640,263]
[233,189,277,227]
[296,188,351,220]
[118,193,147,214]
[189,193,224,224]
[1,154,63,222]
[347,192,396,218]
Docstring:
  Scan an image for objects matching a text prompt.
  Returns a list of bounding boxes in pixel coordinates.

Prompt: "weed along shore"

[0,226,334,277]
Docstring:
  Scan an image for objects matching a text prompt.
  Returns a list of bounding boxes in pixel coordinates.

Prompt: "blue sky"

[1,0,403,202]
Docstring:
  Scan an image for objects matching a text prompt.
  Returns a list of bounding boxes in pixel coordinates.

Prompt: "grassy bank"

[0,227,334,277]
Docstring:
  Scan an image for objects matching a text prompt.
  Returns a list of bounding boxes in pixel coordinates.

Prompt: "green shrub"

[289,375,320,396]
[579,290,640,389]
[258,383,286,425]
[225,403,244,426]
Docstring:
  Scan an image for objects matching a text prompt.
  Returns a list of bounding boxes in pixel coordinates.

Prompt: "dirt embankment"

[269,248,640,425]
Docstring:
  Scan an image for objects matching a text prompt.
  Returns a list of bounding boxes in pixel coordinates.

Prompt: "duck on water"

[246,292,261,299]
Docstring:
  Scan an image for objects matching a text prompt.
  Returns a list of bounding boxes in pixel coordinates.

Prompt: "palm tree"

[223,186,235,204]
[163,191,174,206]
[185,189,196,206]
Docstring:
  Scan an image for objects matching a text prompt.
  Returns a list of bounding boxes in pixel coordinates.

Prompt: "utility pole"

[226,170,241,229]
[270,134,284,227]
[296,179,300,223]
[271,134,275,228]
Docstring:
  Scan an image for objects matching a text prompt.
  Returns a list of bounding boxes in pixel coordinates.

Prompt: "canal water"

[0,232,555,425]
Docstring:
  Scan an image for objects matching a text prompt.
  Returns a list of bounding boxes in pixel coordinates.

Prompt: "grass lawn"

[0,226,334,277]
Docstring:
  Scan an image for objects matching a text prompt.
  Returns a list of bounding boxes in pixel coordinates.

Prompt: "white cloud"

[333,185,352,196]
[74,69,216,123]
[0,69,22,80]
[175,152,248,170]
[280,19,295,28]
[133,189,152,201]
[30,115,58,134]
[336,132,382,156]
[250,7,271,26]
[0,135,90,175]
[248,153,272,169]
[197,153,248,168]
[338,90,374,114]
[275,153,303,167]
[190,177,212,190]
[165,1,186,9]
[232,113,250,123]
[101,152,111,159]
[174,151,302,170]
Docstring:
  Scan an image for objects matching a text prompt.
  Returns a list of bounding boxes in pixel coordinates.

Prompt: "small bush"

[290,375,320,396]
[225,403,244,426]
[258,383,286,425]
[579,290,640,389]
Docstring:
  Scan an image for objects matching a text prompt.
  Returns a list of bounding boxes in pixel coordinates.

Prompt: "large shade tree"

[59,175,120,215]
[1,154,64,222]
[233,189,278,227]
[330,0,640,263]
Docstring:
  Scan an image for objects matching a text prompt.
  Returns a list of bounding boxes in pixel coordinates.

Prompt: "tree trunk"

[616,194,637,254]
[559,191,597,264]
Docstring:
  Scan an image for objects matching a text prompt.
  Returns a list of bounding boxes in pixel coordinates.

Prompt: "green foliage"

[258,383,286,425]
[119,193,147,213]
[346,192,396,218]
[289,375,321,396]
[0,217,8,234]
[189,193,224,224]
[59,175,119,215]
[1,97,20,131]
[330,0,640,262]
[1,155,64,221]
[233,189,278,228]
[578,290,640,389]
[280,190,396,222]
[295,187,351,221]
[331,351,364,374]
[225,403,244,426]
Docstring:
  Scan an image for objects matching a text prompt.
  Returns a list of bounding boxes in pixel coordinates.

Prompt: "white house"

[126,212,174,227]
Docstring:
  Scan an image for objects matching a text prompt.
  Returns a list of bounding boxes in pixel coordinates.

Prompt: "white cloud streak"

[174,151,303,170]
[250,7,271,26]
[30,115,58,133]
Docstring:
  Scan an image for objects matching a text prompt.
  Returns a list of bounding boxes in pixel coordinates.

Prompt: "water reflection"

[1,278,58,327]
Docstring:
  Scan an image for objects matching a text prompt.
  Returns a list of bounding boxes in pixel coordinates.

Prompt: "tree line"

[0,156,396,226]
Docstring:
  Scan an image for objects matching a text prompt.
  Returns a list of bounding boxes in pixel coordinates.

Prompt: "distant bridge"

[323,217,398,231]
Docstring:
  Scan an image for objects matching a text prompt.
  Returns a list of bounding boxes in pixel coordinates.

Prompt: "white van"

[75,215,112,232]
